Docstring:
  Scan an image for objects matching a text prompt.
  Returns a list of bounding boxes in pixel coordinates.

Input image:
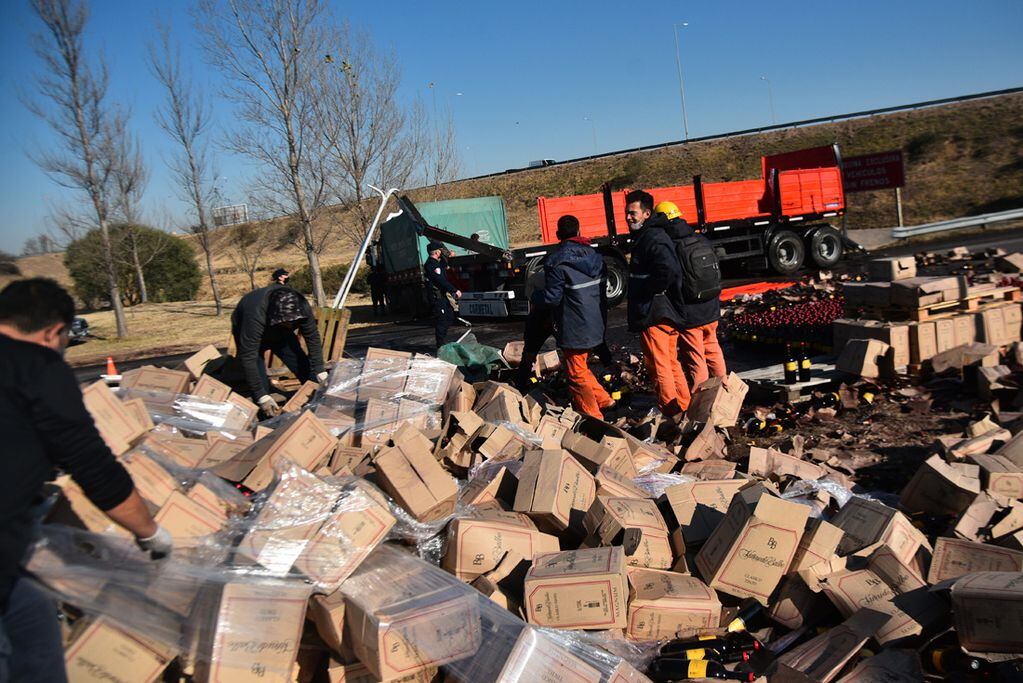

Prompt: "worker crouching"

[533,215,613,419]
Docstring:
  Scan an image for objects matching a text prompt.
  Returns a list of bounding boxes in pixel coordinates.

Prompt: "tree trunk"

[305,227,326,306]
[248,269,256,290]
[130,233,148,304]
[97,218,128,337]
[206,247,223,315]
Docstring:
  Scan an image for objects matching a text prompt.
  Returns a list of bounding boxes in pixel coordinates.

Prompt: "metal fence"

[891,207,1023,239]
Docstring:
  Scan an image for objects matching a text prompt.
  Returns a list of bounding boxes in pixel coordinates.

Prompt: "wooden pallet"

[740,358,843,403]
[852,286,1021,322]
[226,306,351,377]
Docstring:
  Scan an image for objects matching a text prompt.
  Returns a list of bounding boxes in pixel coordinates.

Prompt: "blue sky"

[1,0,1021,254]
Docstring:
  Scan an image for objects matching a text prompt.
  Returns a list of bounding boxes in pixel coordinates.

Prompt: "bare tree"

[315,26,425,245]
[425,105,462,191]
[149,22,224,315]
[109,127,163,303]
[22,234,57,256]
[228,222,273,290]
[26,0,129,336]
[195,0,335,307]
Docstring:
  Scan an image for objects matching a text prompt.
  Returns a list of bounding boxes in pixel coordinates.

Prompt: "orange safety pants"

[563,349,614,419]
[640,322,690,416]
[679,320,728,390]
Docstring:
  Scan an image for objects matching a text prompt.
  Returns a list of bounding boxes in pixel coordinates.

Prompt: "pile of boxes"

[35,332,1023,682]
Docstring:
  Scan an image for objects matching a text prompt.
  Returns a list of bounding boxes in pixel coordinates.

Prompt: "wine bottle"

[783,345,797,384]
[727,598,764,633]
[660,631,762,659]
[648,658,755,681]
[798,343,811,382]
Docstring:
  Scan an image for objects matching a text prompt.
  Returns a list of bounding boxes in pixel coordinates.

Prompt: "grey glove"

[136,526,173,560]
[257,394,281,418]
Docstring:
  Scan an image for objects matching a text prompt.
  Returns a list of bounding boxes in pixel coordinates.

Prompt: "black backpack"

[673,231,721,303]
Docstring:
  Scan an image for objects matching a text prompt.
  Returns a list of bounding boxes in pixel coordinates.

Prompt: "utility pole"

[673,21,690,140]
[760,75,777,125]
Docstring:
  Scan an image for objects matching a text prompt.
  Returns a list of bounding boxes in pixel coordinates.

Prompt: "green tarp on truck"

[379,196,509,275]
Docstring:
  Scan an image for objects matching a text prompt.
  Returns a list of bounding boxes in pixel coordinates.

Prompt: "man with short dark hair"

[424,241,461,350]
[0,278,171,683]
[528,215,613,418]
[625,190,690,416]
[231,283,326,417]
[271,268,290,286]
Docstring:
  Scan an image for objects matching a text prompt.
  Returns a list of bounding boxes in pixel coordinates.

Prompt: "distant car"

[528,159,556,168]
[69,317,89,344]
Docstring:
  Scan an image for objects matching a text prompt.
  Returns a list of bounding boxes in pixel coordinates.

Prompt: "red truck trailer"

[418,145,850,316]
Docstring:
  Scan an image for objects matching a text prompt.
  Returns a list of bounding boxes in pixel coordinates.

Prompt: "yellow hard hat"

[654,201,680,220]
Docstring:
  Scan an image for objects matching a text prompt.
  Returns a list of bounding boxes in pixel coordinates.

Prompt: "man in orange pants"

[625,191,690,416]
[657,200,728,389]
[532,215,613,418]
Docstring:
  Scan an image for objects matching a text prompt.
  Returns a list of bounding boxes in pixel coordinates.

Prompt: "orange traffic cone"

[105,356,118,376]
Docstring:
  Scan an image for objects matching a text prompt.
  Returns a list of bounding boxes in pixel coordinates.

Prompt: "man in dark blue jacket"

[625,190,691,416]
[532,216,612,418]
[424,241,462,350]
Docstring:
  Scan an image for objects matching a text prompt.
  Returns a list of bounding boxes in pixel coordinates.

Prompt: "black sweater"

[0,334,134,611]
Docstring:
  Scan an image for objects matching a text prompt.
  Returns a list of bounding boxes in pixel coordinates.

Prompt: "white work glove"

[316,371,330,384]
[136,526,173,560]
[257,394,281,418]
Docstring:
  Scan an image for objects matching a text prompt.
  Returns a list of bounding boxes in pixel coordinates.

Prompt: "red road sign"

[842,150,905,192]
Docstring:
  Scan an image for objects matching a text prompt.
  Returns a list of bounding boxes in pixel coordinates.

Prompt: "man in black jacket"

[529,216,613,418]
[0,278,170,683]
[231,283,326,417]
[625,190,691,417]
[657,201,728,389]
[424,241,461,350]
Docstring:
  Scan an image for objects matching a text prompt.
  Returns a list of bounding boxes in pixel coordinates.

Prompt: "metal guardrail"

[891,207,1023,239]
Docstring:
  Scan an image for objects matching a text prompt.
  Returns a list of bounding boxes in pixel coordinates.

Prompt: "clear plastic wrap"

[118,387,254,437]
[319,353,460,444]
[633,472,695,498]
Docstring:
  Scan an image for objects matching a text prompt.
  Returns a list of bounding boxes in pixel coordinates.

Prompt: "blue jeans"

[256,333,312,396]
[0,576,67,683]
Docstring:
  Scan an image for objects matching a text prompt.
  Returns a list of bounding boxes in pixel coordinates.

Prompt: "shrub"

[289,262,370,298]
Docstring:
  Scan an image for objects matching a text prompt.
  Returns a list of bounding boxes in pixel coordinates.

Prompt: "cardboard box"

[949,571,1023,653]
[867,256,916,281]
[662,479,748,548]
[790,518,844,574]
[935,318,956,353]
[198,435,254,470]
[227,392,259,425]
[342,572,481,681]
[281,380,319,413]
[953,313,978,347]
[154,490,226,547]
[679,459,737,480]
[834,648,923,683]
[769,574,826,630]
[81,381,148,455]
[120,365,192,395]
[309,590,346,654]
[458,465,518,509]
[595,466,650,500]
[748,447,826,482]
[374,441,458,522]
[563,431,637,478]
[523,547,628,629]
[405,356,457,404]
[684,373,748,427]
[582,497,672,569]
[624,567,721,641]
[121,451,179,508]
[926,537,1023,583]
[830,497,930,565]
[680,422,726,462]
[513,449,596,532]
[969,453,1023,499]
[773,608,890,681]
[64,618,171,683]
[536,415,570,449]
[357,347,411,401]
[443,510,559,581]
[490,628,603,683]
[1003,302,1022,342]
[217,411,334,490]
[694,486,809,604]
[360,398,399,447]
[899,455,981,516]
[909,321,937,363]
[181,344,222,379]
[836,338,889,378]
[195,581,309,683]
[120,397,155,432]
[145,432,210,469]
[890,276,961,308]
[976,306,1009,346]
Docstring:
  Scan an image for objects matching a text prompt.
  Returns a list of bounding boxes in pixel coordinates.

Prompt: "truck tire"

[604,256,628,308]
[807,226,843,269]
[767,229,805,275]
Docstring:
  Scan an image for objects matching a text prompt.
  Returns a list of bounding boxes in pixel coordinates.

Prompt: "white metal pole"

[332,185,399,309]
[673,22,690,140]
[895,187,905,227]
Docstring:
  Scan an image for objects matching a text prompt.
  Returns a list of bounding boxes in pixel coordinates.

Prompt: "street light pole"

[673,21,690,140]
[760,75,777,125]
[583,116,597,154]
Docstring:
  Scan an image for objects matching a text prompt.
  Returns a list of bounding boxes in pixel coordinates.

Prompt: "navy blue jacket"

[627,213,684,332]
[534,238,606,350]
[664,218,721,329]
[424,256,457,304]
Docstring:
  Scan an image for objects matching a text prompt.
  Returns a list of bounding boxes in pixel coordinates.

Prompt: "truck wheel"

[808,226,843,269]
[604,256,628,308]
[767,229,805,275]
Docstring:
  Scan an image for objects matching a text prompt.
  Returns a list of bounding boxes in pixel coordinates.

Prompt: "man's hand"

[136,526,173,560]
[316,371,330,384]
[257,395,281,418]
[455,290,462,299]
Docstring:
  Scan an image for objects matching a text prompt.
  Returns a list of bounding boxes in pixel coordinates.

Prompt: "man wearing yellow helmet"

[655,200,727,390]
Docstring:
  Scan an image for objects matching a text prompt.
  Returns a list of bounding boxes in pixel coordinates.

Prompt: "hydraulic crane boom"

[396,195,512,262]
